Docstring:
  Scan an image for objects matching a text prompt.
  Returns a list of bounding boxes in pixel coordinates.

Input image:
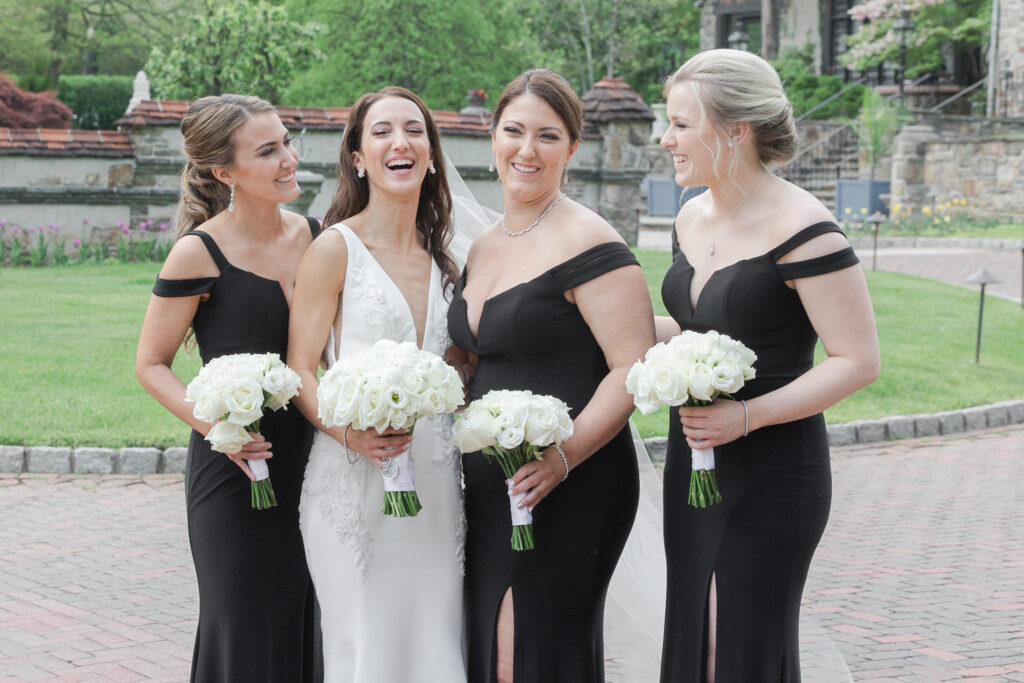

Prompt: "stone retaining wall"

[4,400,1022,473]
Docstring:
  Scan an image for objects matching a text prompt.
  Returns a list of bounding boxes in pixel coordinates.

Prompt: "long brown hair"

[174,94,276,238]
[323,86,457,288]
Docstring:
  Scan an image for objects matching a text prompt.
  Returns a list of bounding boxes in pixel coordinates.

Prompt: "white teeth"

[386,159,413,169]
[276,173,295,182]
[511,163,537,173]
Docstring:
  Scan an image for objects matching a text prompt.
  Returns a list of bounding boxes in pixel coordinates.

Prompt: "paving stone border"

[3,400,1021,472]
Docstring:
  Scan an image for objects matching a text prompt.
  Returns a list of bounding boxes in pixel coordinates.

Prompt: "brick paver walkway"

[3,425,1022,681]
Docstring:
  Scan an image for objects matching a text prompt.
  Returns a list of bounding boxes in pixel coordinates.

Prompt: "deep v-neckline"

[341,224,437,350]
[679,253,768,315]
[458,267,555,346]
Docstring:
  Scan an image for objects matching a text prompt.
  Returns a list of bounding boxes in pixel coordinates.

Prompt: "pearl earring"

[228,184,235,212]
[357,168,365,178]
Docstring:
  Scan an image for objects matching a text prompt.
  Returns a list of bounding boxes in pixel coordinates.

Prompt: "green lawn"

[1,254,1022,447]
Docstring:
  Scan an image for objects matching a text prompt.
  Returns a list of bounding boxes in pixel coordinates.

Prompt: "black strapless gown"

[659,222,860,682]
[152,224,321,683]
[448,242,642,683]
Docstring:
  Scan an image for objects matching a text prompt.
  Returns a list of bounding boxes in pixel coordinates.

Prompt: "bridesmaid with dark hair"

[136,94,321,682]
[448,69,656,683]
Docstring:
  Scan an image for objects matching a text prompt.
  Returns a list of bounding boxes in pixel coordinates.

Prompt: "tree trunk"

[760,0,778,60]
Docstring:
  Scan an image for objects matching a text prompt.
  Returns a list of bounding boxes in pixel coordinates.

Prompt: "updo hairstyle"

[175,94,276,237]
[664,49,797,173]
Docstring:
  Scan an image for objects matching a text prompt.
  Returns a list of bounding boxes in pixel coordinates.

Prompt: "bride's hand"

[224,433,272,481]
[341,425,413,469]
[508,446,567,511]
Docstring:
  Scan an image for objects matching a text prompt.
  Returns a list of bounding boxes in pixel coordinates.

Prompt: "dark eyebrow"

[503,119,563,133]
[369,118,425,127]
[256,132,290,151]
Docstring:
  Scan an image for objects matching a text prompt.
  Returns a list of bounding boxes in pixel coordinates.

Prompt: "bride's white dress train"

[299,223,466,682]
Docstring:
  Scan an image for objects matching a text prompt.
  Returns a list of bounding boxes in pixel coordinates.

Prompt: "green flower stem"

[482,444,544,551]
[688,468,723,508]
[382,490,423,517]
[251,478,278,510]
[511,523,534,551]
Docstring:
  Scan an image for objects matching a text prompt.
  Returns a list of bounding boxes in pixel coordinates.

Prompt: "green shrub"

[57,74,134,129]
[773,47,866,120]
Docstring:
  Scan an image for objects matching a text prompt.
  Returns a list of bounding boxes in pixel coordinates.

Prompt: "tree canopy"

[145,0,323,103]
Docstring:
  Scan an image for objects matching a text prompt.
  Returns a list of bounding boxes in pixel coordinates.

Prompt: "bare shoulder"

[305,223,348,261]
[159,231,219,279]
[771,181,848,262]
[464,223,502,271]
[560,199,627,253]
[282,209,317,244]
[675,191,711,241]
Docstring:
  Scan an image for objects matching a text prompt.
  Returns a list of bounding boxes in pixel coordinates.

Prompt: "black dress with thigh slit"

[448,241,642,683]
[659,222,859,682]
[151,222,321,683]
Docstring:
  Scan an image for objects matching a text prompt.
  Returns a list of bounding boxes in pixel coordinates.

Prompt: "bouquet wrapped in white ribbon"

[451,389,574,550]
[185,352,302,510]
[626,330,756,508]
[316,339,464,517]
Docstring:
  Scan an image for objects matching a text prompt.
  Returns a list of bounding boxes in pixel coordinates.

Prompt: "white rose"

[651,364,690,406]
[223,377,265,426]
[523,409,562,446]
[206,421,251,454]
[191,390,226,424]
[687,363,715,402]
[357,385,389,432]
[452,407,497,452]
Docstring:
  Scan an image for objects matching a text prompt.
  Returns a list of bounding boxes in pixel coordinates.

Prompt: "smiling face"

[492,92,578,205]
[352,95,432,197]
[660,82,727,188]
[220,111,300,206]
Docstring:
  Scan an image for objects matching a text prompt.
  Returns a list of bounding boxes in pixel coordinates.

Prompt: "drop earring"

[488,154,495,174]
[228,184,235,212]
[429,162,436,175]
[563,166,569,186]
[357,168,365,178]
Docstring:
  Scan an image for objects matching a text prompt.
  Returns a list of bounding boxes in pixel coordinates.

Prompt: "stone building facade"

[0,79,655,248]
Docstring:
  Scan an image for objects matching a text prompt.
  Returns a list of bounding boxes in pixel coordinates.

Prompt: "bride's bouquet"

[626,330,756,508]
[317,339,464,517]
[451,390,574,550]
[185,353,302,510]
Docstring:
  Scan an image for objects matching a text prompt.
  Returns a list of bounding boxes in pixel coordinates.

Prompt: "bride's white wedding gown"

[299,223,466,682]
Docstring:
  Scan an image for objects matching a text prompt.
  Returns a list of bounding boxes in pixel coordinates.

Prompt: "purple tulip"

[12,226,19,234]
[50,224,59,231]
[73,239,82,248]
[83,218,89,225]
[0,220,6,227]
[159,223,168,231]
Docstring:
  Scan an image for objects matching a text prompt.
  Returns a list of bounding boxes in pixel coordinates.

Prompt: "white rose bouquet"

[185,353,302,510]
[626,330,756,508]
[316,339,464,517]
[451,390,574,550]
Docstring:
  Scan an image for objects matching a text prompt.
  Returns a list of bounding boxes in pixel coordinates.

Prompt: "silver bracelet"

[552,444,569,482]
[741,399,749,438]
[343,425,359,464]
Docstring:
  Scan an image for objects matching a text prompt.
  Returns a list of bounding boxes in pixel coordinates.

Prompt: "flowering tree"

[840,0,989,79]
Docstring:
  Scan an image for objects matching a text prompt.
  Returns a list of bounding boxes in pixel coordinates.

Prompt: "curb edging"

[2,400,1022,473]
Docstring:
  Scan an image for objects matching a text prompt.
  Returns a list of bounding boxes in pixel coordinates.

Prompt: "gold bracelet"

[552,444,569,482]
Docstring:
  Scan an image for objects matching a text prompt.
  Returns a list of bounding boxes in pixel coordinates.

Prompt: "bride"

[287,87,469,682]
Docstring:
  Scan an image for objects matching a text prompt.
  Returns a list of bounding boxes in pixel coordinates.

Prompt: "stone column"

[889,124,939,213]
[581,77,655,246]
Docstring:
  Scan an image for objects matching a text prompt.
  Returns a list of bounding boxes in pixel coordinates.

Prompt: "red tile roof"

[0,128,133,157]
[582,77,655,123]
[116,100,495,136]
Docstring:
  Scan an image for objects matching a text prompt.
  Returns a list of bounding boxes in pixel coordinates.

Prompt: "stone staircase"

[779,122,860,212]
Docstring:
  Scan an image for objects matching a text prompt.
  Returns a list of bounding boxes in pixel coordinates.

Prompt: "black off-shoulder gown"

[659,222,860,682]
[152,223,321,683]
[449,241,642,683]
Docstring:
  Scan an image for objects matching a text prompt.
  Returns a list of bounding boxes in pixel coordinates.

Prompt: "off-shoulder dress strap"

[306,216,321,238]
[151,230,228,297]
[550,242,639,291]
[771,221,860,280]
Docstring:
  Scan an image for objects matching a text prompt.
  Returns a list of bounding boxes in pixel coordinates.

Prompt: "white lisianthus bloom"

[497,424,526,450]
[710,361,744,394]
[224,377,266,425]
[263,365,302,410]
[206,421,251,454]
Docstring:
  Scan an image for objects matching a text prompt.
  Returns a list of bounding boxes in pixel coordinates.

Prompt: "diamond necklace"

[501,193,566,237]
